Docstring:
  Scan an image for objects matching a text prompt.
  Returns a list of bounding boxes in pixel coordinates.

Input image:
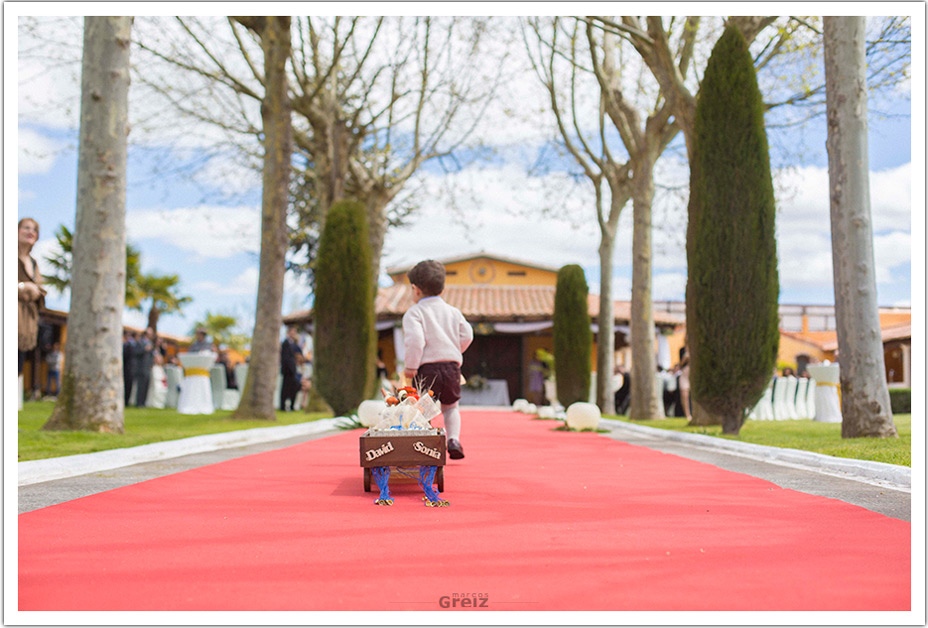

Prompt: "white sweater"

[402,296,474,369]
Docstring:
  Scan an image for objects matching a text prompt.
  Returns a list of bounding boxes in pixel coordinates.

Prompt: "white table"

[459,379,511,406]
[177,352,216,414]
[807,364,841,423]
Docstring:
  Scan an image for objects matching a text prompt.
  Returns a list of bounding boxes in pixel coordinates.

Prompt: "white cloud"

[18,128,63,174]
[193,267,259,297]
[765,163,912,295]
[652,272,688,301]
[191,153,262,198]
[382,163,600,278]
[126,205,260,260]
[121,308,150,330]
[382,154,911,306]
[870,164,912,233]
[17,17,83,130]
[873,231,911,283]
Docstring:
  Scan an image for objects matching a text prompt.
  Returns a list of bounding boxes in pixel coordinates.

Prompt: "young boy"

[402,260,474,459]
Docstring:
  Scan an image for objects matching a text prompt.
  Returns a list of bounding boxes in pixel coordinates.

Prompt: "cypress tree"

[686,25,780,435]
[314,199,376,416]
[553,264,593,407]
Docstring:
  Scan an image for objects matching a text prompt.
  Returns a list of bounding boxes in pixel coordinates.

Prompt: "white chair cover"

[221,389,241,411]
[772,377,789,420]
[177,353,216,414]
[235,363,249,390]
[808,364,841,423]
[750,382,775,421]
[164,365,182,409]
[210,365,227,410]
[783,376,799,420]
[793,377,810,419]
[805,378,817,420]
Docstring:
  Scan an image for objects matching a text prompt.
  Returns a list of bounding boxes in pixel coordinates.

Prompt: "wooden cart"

[360,428,446,493]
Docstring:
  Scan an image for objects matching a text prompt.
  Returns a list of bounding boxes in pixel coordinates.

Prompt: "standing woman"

[677,344,691,422]
[18,218,47,377]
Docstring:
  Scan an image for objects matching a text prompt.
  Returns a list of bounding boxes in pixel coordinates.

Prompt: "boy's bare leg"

[441,402,464,459]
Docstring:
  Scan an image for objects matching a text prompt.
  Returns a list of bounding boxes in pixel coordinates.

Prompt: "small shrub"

[314,199,376,416]
[889,388,911,414]
[553,264,592,407]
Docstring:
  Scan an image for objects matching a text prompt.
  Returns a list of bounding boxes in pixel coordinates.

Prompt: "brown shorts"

[413,361,462,405]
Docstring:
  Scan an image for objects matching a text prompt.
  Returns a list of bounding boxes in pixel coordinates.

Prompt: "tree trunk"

[147,305,160,334]
[44,17,132,433]
[365,188,392,293]
[628,164,664,420]
[595,184,622,414]
[689,398,721,427]
[721,408,744,435]
[232,16,293,421]
[596,229,616,414]
[823,16,896,439]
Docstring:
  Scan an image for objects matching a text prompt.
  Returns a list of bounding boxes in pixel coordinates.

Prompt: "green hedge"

[314,199,375,416]
[889,388,911,414]
[553,264,592,407]
[686,25,779,434]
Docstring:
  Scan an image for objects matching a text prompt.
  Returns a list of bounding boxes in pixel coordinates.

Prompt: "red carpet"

[19,410,910,611]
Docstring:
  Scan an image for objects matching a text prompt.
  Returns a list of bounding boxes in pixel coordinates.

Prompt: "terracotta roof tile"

[285,285,684,327]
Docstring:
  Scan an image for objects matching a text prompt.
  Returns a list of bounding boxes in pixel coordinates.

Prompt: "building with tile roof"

[284,252,683,404]
[285,252,912,404]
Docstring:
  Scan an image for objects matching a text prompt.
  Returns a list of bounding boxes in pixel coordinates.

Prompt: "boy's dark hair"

[407,260,446,296]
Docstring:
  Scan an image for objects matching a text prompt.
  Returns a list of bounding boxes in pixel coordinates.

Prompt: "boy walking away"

[402,260,474,459]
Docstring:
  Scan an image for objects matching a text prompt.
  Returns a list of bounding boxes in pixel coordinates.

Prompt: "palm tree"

[134,273,192,334]
[43,224,190,334]
[43,224,143,301]
[190,311,250,352]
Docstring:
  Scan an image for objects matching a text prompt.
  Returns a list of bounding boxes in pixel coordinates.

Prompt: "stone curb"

[599,417,911,489]
[18,418,344,487]
[18,411,911,491]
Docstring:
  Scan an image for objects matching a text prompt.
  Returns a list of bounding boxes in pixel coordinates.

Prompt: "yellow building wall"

[777,335,826,369]
[390,256,558,287]
[660,325,829,373]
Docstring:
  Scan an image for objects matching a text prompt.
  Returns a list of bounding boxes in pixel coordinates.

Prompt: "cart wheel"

[364,467,372,492]
[437,467,444,492]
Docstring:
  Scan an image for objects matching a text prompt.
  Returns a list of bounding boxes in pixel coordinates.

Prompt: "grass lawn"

[18,401,332,462]
[607,413,912,467]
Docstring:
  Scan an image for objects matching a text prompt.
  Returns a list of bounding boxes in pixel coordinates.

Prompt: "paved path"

[19,410,910,521]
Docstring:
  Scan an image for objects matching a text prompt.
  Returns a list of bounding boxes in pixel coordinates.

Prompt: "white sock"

[441,402,461,441]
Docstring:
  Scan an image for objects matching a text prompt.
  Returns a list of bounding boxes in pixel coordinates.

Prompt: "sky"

[9,6,924,341]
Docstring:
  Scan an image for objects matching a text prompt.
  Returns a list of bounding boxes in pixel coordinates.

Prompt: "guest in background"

[217,345,237,390]
[45,341,63,397]
[376,349,388,382]
[527,351,547,406]
[658,365,677,417]
[123,330,138,405]
[155,336,169,360]
[280,326,301,411]
[676,345,691,422]
[147,352,168,409]
[613,364,631,415]
[133,327,156,407]
[18,218,46,378]
[188,327,213,353]
[298,377,312,412]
